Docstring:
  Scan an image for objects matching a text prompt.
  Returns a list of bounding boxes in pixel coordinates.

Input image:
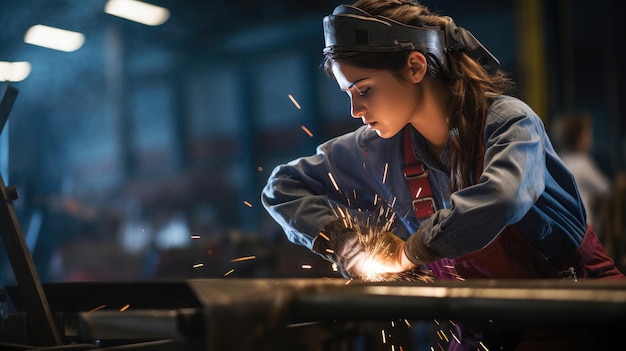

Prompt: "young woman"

[262,0,624,348]
[263,0,623,280]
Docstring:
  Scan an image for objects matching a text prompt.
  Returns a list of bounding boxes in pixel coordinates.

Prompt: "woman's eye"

[358,87,370,96]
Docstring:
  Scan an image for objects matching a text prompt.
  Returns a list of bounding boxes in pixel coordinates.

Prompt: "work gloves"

[312,219,366,278]
[312,219,409,280]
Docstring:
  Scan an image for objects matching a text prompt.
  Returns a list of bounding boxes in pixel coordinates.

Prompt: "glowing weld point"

[120,304,130,312]
[193,263,204,268]
[301,125,314,137]
[288,94,302,109]
[382,163,389,183]
[224,269,235,277]
[301,264,312,269]
[190,235,201,239]
[243,200,253,207]
[328,172,340,191]
[230,255,256,262]
[88,305,106,313]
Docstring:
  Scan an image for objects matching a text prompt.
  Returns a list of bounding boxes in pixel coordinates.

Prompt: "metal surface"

[4,278,626,350]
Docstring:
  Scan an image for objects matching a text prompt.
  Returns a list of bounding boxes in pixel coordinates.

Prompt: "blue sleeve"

[261,128,376,249]
[413,100,553,257]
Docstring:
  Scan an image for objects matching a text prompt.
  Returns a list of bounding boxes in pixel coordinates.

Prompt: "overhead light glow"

[24,25,85,52]
[0,61,32,82]
[105,0,170,26]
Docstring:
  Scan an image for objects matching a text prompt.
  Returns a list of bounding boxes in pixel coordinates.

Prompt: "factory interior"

[1,0,625,350]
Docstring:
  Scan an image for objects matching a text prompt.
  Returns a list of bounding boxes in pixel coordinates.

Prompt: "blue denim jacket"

[261,95,586,261]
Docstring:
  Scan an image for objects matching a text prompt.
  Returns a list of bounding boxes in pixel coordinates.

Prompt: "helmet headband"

[323,5,500,76]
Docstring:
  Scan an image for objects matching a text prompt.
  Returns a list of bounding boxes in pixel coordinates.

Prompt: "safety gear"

[322,4,500,77]
[312,219,367,278]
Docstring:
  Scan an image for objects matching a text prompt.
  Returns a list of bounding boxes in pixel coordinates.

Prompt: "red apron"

[403,127,624,350]
[402,126,625,281]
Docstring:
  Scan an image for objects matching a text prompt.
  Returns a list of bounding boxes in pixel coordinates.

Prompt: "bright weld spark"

[450,330,461,344]
[382,163,389,183]
[230,255,256,262]
[318,232,330,241]
[193,263,204,268]
[345,278,353,285]
[120,304,130,312]
[302,264,312,269]
[416,187,422,198]
[190,235,201,239]
[243,200,253,207]
[301,125,314,137]
[440,330,449,342]
[448,320,456,326]
[88,305,106,313]
[403,319,412,328]
[434,319,440,325]
[479,341,490,351]
[436,343,445,351]
[224,269,235,276]
[328,172,340,191]
[381,329,386,344]
[288,94,301,109]
[326,203,437,283]
[374,193,379,205]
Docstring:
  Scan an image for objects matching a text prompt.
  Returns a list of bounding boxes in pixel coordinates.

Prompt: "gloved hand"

[313,220,418,280]
[312,219,367,278]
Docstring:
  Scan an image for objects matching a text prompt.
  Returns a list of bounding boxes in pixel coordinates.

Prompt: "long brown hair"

[323,0,515,191]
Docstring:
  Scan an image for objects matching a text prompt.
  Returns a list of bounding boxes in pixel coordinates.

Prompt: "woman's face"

[331,60,420,138]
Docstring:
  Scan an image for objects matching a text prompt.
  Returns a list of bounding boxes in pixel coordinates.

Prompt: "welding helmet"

[322,4,500,78]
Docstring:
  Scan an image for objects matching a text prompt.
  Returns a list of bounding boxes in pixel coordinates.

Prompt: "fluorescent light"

[24,24,85,52]
[105,0,170,26]
[0,61,32,82]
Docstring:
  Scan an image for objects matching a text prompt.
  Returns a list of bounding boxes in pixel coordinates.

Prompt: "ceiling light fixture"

[0,61,32,82]
[24,24,85,52]
[105,0,170,26]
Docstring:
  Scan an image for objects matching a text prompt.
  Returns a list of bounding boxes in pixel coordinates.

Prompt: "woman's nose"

[350,98,365,118]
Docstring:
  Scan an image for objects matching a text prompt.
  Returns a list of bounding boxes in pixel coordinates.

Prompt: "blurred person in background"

[552,111,626,267]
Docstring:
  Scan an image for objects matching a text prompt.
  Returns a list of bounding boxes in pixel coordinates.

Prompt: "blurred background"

[0,0,624,285]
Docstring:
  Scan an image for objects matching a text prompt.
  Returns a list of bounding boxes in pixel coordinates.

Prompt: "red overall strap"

[403,127,459,280]
[402,128,435,220]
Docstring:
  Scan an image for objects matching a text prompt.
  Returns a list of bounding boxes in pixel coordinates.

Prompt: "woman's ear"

[406,51,428,83]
